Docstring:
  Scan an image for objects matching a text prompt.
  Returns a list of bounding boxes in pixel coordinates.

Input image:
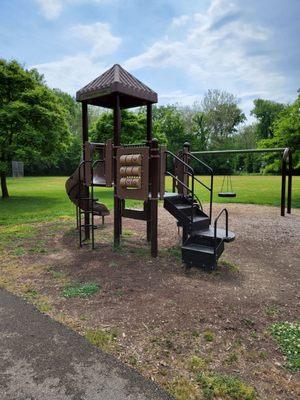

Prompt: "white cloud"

[32,22,121,93]
[70,22,121,59]
[33,54,106,94]
[160,90,200,105]
[35,0,112,20]
[171,15,189,28]
[36,0,63,20]
[124,0,287,114]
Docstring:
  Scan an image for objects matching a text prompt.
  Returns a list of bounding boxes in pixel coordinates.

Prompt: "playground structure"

[66,64,293,269]
[65,64,236,269]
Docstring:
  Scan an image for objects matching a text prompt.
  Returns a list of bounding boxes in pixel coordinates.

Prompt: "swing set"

[191,148,293,216]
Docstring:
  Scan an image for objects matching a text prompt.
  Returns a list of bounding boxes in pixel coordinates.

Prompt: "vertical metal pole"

[150,139,159,257]
[281,157,286,217]
[183,142,190,196]
[287,151,292,214]
[209,175,213,224]
[146,103,152,238]
[114,95,121,246]
[182,142,190,242]
[82,102,90,239]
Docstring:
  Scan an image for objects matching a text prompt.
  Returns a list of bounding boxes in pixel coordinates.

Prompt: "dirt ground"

[1,203,299,399]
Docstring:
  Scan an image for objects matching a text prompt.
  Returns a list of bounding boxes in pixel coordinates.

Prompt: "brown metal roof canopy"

[76,64,158,108]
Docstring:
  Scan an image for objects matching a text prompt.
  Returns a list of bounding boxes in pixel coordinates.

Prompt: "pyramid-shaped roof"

[76,64,158,108]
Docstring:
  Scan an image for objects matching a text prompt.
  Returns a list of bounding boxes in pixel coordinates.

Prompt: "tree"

[53,89,81,136]
[191,112,209,151]
[232,124,261,173]
[0,59,69,197]
[251,99,285,139]
[152,105,187,153]
[90,108,167,145]
[259,91,300,173]
[201,89,246,147]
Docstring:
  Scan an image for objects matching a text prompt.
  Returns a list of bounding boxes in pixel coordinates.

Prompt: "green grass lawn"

[0,175,299,225]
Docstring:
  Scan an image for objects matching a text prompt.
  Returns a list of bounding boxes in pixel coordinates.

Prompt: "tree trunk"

[1,171,9,198]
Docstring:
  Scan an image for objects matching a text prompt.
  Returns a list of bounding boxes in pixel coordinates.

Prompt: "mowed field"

[0,175,299,225]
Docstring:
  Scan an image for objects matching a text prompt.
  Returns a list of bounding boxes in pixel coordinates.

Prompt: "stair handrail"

[188,153,213,174]
[213,208,228,260]
[187,152,214,223]
[165,150,198,223]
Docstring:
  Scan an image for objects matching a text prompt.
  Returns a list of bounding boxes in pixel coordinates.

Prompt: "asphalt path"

[0,289,173,400]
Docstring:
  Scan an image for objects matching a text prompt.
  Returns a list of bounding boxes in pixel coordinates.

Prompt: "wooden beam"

[146,103,152,144]
[114,95,121,245]
[150,139,159,257]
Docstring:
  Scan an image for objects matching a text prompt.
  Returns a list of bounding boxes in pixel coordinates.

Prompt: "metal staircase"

[163,149,235,269]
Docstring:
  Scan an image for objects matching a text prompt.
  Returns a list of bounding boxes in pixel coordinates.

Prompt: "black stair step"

[175,203,197,210]
[163,192,181,199]
[189,215,209,223]
[182,238,224,269]
[182,243,214,254]
[192,227,235,243]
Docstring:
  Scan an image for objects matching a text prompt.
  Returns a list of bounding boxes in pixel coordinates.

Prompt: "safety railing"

[213,208,228,261]
[165,150,203,224]
[187,152,214,223]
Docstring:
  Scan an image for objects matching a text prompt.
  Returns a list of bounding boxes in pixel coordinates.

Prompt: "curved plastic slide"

[65,164,110,217]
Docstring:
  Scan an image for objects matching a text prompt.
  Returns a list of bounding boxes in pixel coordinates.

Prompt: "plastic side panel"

[116,147,149,200]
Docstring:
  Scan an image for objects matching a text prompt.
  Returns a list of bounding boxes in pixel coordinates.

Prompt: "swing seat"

[218,192,236,198]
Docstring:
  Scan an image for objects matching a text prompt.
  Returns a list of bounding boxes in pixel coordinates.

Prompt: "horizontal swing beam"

[191,148,287,155]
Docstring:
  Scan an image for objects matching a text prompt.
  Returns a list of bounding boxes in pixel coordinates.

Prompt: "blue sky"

[1,0,299,117]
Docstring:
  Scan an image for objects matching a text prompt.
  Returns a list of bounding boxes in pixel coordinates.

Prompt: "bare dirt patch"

[1,204,299,399]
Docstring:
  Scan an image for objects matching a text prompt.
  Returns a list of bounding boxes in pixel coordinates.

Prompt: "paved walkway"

[0,289,172,400]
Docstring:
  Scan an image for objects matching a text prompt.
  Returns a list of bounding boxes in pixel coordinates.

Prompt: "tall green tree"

[259,91,300,172]
[90,108,167,145]
[152,105,187,153]
[251,99,285,139]
[191,112,210,151]
[201,89,246,147]
[0,59,69,197]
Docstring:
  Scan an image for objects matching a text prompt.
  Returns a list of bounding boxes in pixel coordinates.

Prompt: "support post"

[146,103,152,241]
[145,201,151,242]
[150,139,159,257]
[281,157,286,217]
[114,95,121,246]
[146,104,152,144]
[82,102,90,239]
[287,151,292,214]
